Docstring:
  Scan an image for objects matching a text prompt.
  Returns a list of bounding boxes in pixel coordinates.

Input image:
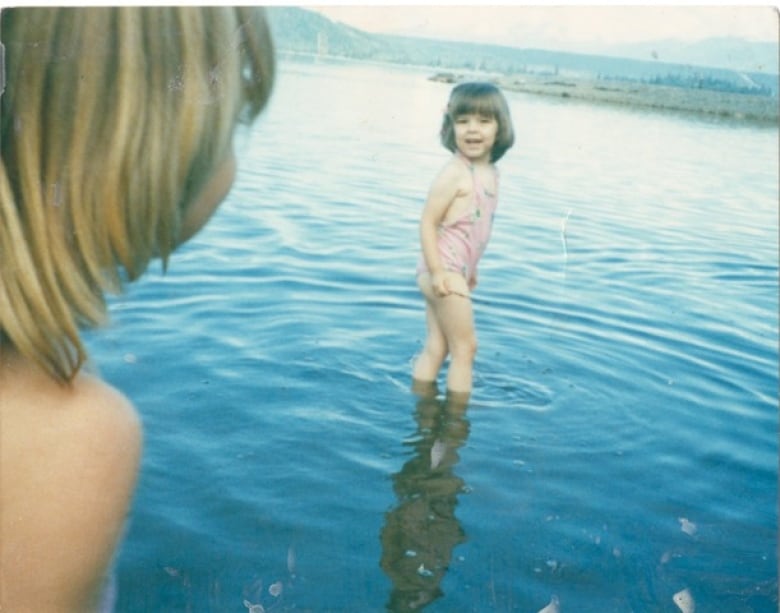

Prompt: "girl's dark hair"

[440,82,515,162]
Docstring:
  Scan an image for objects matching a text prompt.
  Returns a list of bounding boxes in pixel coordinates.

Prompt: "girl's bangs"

[450,95,500,118]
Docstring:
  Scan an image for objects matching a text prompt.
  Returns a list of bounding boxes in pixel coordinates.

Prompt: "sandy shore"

[431,73,779,125]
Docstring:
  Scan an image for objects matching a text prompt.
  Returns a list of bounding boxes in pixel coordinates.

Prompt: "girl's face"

[453,112,498,164]
[179,150,237,245]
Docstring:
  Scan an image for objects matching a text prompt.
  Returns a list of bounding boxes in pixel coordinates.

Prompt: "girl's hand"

[432,271,470,298]
[431,271,450,297]
[468,272,478,291]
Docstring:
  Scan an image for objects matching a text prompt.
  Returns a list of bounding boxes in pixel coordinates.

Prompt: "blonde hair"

[0,7,275,382]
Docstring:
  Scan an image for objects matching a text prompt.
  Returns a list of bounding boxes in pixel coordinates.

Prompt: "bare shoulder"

[1,359,142,611]
[426,155,472,206]
[0,362,142,467]
[434,155,472,189]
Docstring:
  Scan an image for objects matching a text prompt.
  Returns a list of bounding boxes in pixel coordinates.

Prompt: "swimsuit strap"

[456,150,474,173]
[455,151,496,203]
[455,151,480,198]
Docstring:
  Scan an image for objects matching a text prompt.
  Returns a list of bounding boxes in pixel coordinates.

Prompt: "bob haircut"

[440,82,515,163]
[0,7,275,382]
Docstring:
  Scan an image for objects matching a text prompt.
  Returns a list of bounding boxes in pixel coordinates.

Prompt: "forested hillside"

[266,7,778,97]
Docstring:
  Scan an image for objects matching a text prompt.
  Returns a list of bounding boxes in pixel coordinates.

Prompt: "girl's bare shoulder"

[439,154,472,181]
[0,358,142,610]
[430,155,472,195]
[0,358,141,447]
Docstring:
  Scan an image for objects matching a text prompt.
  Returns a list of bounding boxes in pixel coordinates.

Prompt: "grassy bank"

[431,73,779,125]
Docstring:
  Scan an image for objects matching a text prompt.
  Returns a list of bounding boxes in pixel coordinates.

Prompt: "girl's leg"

[413,301,448,384]
[431,293,477,395]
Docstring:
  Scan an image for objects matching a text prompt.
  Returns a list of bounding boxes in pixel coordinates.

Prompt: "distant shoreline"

[279,52,778,125]
[430,72,779,125]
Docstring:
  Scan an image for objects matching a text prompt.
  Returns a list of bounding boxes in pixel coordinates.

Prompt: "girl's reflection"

[380,383,470,612]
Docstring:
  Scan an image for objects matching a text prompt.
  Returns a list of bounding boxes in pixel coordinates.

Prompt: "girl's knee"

[451,335,477,360]
[426,342,448,364]
[468,336,478,358]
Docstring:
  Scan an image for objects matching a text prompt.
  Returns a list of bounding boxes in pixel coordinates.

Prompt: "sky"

[310,5,779,52]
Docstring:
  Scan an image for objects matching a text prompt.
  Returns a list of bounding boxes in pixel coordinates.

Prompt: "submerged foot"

[445,389,470,412]
[411,378,439,398]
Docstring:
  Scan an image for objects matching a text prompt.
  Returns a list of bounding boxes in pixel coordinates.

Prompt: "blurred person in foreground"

[0,7,274,610]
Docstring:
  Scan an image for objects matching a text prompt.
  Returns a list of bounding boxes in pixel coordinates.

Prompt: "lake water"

[86,57,778,612]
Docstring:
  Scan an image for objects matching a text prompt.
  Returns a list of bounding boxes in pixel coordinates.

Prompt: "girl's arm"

[419,160,467,296]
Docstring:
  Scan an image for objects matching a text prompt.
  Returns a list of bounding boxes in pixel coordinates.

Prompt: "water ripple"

[87,58,778,612]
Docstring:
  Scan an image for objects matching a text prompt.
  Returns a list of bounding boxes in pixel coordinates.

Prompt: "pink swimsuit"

[417,155,499,281]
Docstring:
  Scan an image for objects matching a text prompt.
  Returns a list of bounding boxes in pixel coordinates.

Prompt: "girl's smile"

[453,113,498,163]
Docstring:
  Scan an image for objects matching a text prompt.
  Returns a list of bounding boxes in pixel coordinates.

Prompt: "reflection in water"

[380,384,470,612]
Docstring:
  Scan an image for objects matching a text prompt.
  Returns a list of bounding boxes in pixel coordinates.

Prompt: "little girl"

[413,82,515,398]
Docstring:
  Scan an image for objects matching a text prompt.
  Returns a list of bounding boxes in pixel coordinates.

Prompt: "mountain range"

[266,7,778,96]
[590,38,778,74]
